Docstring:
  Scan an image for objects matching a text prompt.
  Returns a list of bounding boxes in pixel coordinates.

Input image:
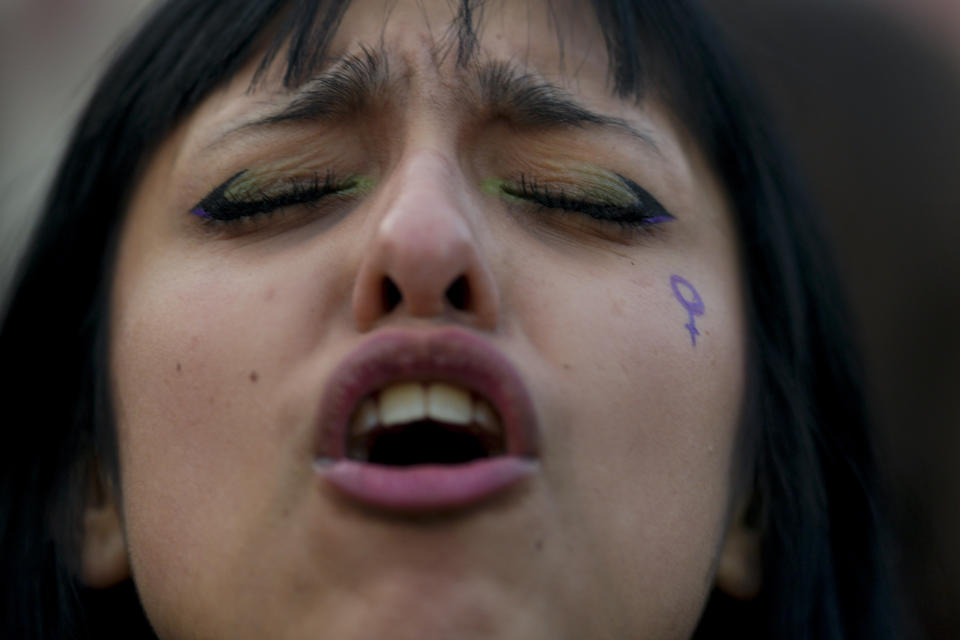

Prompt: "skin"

[99,0,754,637]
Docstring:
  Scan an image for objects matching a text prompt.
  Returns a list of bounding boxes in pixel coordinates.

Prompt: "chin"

[284,577,547,640]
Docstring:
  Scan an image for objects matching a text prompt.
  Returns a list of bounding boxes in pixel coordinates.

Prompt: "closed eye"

[190,170,365,223]
[502,173,674,231]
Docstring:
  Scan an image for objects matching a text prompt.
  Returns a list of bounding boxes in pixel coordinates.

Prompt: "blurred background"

[706,2,960,637]
[0,0,155,299]
[2,0,958,637]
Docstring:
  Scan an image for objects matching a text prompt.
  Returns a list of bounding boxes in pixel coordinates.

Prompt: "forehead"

[191,0,620,138]
[330,0,608,72]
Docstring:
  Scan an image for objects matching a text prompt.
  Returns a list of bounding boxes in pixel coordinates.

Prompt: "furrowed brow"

[207,52,658,154]
[260,47,388,124]
[474,62,660,151]
[205,47,388,149]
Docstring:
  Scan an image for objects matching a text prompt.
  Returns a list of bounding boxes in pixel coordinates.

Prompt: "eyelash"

[191,171,355,223]
[191,170,673,238]
[503,174,673,231]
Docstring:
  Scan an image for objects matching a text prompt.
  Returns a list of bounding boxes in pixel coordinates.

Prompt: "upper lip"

[314,328,539,461]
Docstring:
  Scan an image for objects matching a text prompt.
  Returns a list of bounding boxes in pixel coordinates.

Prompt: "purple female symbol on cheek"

[670,274,705,346]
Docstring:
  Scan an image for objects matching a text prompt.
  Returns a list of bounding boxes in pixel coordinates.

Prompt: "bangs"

[248,0,665,98]
[251,0,487,88]
[245,0,725,165]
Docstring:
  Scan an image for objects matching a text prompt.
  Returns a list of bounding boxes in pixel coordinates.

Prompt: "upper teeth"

[350,382,503,435]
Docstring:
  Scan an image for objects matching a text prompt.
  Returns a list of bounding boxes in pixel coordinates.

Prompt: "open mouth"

[347,382,505,466]
[314,329,539,513]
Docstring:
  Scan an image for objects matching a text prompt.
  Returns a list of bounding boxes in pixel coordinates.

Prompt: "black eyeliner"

[190,170,353,223]
[190,170,247,220]
[504,173,675,228]
[614,173,675,224]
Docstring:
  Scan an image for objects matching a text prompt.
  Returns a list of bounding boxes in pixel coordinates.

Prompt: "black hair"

[0,0,898,638]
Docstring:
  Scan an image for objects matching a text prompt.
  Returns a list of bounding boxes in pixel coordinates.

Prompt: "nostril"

[445,276,470,311]
[382,277,402,313]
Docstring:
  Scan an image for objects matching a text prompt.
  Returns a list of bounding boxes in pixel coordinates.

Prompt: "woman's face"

[106,0,751,637]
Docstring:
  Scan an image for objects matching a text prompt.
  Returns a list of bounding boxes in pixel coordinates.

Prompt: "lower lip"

[319,457,536,512]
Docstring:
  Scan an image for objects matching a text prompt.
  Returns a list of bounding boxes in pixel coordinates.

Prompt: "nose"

[351,152,500,331]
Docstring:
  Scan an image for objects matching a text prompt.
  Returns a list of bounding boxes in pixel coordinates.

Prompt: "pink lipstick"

[314,329,539,513]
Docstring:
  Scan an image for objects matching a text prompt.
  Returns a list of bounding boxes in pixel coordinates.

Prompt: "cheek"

[108,251,341,627]
[111,254,313,464]
[512,254,744,453]
[507,251,745,623]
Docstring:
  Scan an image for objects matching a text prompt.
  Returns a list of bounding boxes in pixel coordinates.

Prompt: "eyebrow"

[213,48,659,152]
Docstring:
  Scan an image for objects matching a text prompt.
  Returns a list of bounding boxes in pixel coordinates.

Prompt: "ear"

[715,493,762,600]
[80,468,130,588]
